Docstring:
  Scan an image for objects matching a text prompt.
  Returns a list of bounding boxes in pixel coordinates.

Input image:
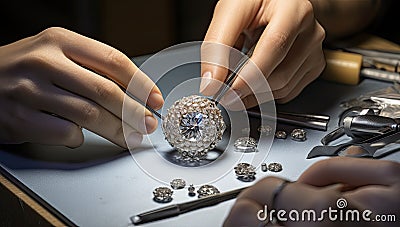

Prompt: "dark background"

[0,0,218,57]
[1,0,399,58]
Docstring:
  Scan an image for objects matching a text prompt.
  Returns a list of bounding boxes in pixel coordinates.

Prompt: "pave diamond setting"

[234,137,257,152]
[268,162,283,172]
[197,185,220,198]
[290,129,307,142]
[234,163,256,181]
[170,179,186,190]
[162,95,226,161]
[153,187,173,203]
[275,130,287,139]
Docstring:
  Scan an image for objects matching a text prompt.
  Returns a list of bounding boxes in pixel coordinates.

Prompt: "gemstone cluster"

[162,95,226,161]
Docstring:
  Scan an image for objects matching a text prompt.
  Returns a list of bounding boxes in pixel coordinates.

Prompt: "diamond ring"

[162,95,226,161]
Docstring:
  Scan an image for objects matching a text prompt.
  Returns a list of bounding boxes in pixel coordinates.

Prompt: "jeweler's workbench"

[1,46,400,227]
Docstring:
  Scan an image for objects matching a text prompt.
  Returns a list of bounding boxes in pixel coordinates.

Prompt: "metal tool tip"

[132,216,141,224]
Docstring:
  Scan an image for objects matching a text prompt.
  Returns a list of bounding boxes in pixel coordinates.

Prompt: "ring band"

[271,180,290,210]
[257,180,291,227]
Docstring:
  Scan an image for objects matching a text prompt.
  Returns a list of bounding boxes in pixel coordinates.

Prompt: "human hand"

[200,0,326,108]
[0,27,164,148]
[224,177,342,227]
[224,155,400,226]
[298,155,400,226]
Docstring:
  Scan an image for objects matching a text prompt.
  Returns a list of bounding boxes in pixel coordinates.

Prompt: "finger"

[219,58,272,109]
[40,27,163,109]
[298,156,400,187]
[233,33,246,51]
[8,107,84,147]
[238,177,342,227]
[220,89,274,111]
[238,176,287,207]
[123,128,144,149]
[275,66,321,104]
[273,47,324,101]
[230,1,317,98]
[223,198,264,227]
[52,57,157,131]
[200,0,262,95]
[343,185,400,214]
[267,21,325,92]
[40,86,150,148]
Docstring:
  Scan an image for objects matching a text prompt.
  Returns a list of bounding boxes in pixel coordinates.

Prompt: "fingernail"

[148,93,164,110]
[221,89,242,107]
[145,116,157,133]
[200,71,212,93]
[127,132,142,148]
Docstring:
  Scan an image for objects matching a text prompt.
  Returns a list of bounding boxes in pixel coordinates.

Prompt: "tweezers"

[127,45,256,120]
[131,186,248,225]
[212,45,256,103]
[307,130,400,159]
[125,90,164,120]
[248,110,330,131]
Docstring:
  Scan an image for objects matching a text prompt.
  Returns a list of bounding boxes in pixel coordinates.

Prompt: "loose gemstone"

[290,129,307,142]
[234,163,256,181]
[275,130,287,139]
[268,162,283,172]
[257,125,272,135]
[197,185,220,198]
[170,179,186,190]
[153,187,173,203]
[234,137,257,152]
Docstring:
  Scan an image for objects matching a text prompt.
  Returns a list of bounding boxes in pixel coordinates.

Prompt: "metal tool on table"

[320,106,400,145]
[212,45,256,104]
[128,44,330,132]
[308,110,400,158]
[131,186,248,225]
[247,109,330,131]
[131,96,331,132]
[322,48,400,85]
[308,130,400,159]
[210,44,330,131]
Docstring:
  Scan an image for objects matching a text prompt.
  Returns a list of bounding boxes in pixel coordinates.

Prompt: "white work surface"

[1,44,400,227]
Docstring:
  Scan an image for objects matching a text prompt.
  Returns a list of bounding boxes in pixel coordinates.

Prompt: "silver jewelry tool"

[248,110,330,131]
[211,45,256,104]
[125,91,164,120]
[132,182,294,225]
[308,130,400,159]
[131,186,249,225]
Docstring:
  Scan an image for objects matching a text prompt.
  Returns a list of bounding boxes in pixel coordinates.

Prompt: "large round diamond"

[162,95,226,161]
[180,112,204,141]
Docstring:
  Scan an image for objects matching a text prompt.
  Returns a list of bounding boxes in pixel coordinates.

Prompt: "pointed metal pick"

[307,131,400,159]
[307,143,353,159]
